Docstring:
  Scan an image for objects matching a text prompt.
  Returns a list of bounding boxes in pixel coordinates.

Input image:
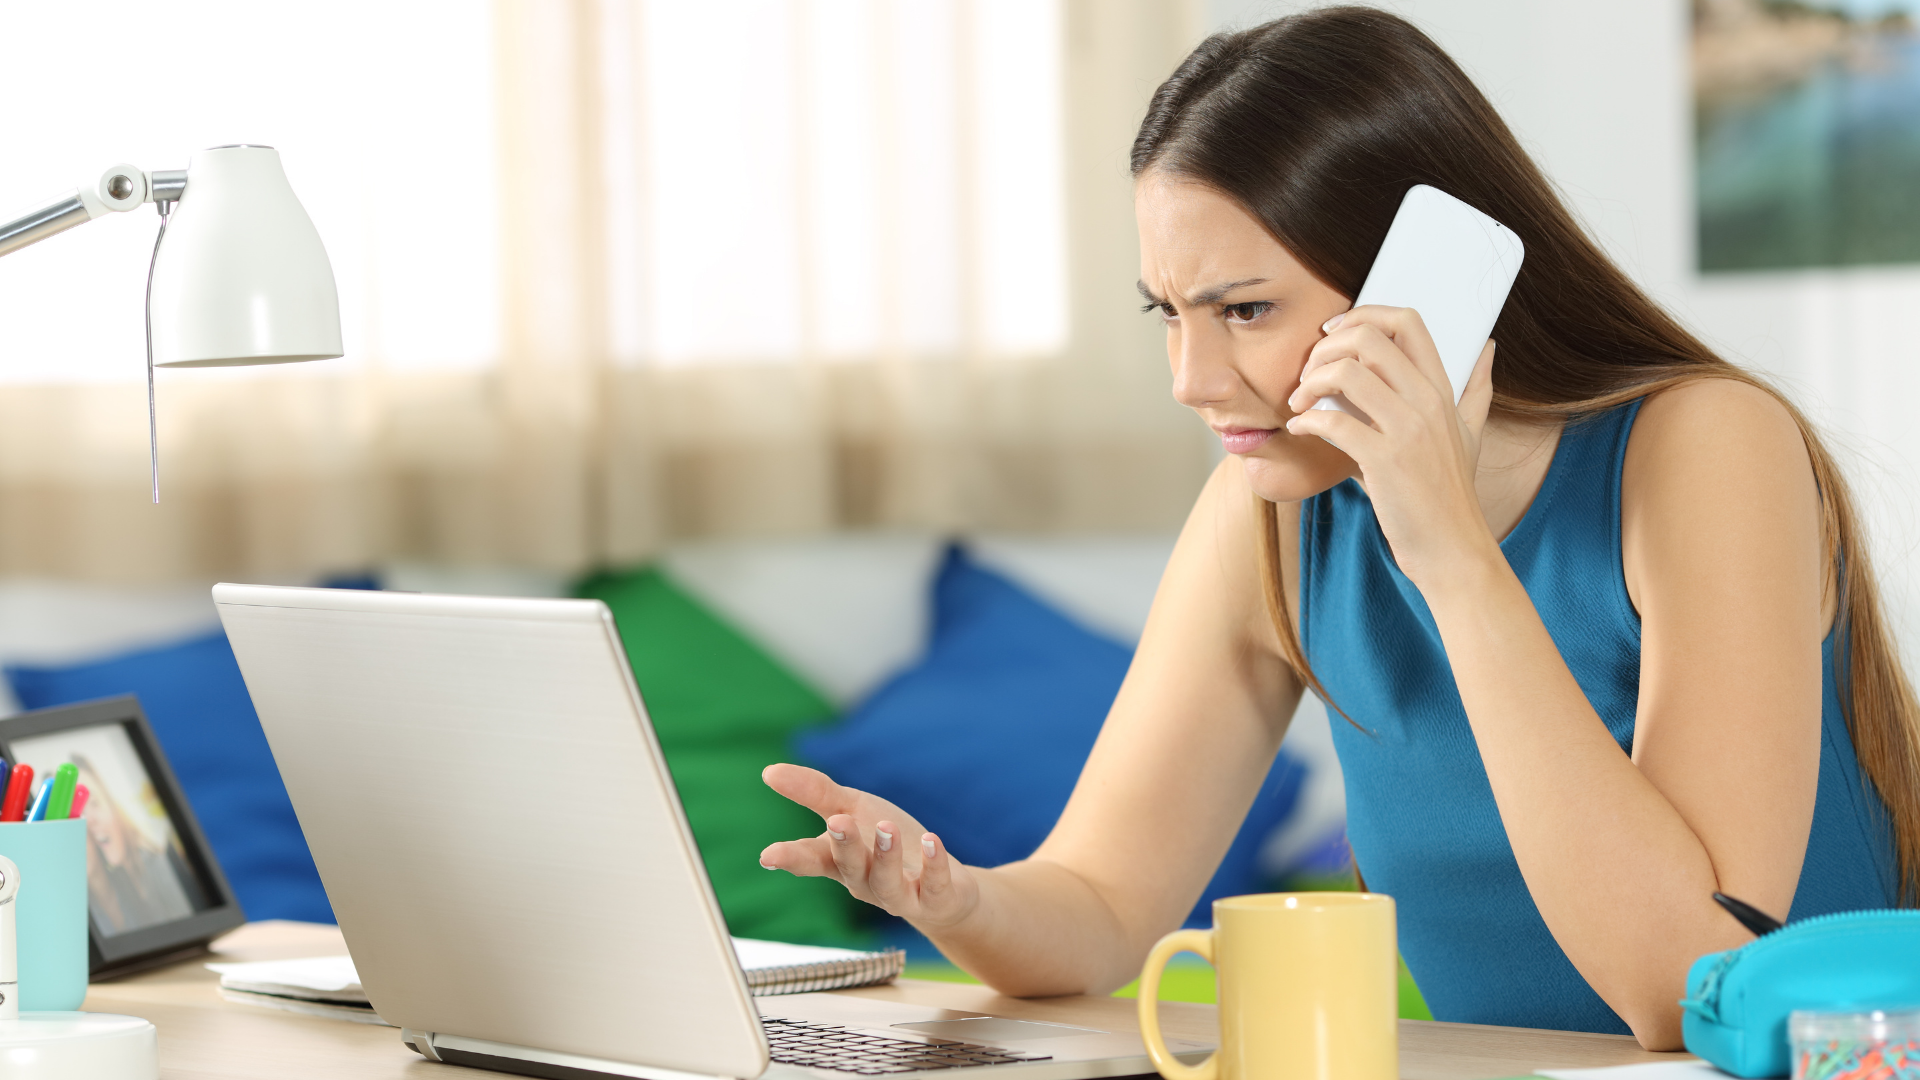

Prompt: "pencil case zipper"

[1680,908,1920,1025]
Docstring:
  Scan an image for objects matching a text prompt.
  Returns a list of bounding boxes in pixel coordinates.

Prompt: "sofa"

[0,531,1349,955]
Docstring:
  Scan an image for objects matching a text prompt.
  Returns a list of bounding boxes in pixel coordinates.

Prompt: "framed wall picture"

[1695,0,1920,271]
[0,696,245,976]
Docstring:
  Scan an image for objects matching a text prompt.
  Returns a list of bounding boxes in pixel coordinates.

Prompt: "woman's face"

[87,799,129,865]
[1135,172,1357,503]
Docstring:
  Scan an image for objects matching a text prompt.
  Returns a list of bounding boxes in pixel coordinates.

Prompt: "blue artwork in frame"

[1695,0,1920,271]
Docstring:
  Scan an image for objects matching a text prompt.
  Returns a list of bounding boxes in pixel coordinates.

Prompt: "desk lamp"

[0,853,156,1077]
[0,145,344,499]
[0,146,340,1079]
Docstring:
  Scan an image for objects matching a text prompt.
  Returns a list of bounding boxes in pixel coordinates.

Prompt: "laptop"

[213,584,1213,1080]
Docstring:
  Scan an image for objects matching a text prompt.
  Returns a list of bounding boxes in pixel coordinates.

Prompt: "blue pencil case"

[1681,909,1920,1078]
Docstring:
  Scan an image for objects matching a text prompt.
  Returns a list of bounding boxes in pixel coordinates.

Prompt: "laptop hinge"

[402,1028,444,1062]
[402,1029,743,1080]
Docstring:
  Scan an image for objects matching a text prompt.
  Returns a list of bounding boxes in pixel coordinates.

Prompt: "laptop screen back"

[215,584,766,1077]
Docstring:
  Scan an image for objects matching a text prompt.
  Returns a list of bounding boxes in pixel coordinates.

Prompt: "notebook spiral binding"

[745,948,907,996]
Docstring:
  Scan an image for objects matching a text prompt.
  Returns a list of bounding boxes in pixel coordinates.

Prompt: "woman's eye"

[1140,302,1179,322]
[1224,301,1273,324]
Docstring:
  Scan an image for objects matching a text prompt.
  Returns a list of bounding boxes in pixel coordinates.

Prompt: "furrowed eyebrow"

[1136,278,1271,308]
[1189,278,1269,306]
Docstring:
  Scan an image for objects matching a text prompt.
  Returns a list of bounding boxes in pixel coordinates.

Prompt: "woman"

[73,755,199,934]
[758,8,1918,1048]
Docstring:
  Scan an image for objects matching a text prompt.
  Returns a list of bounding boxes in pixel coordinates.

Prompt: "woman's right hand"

[759,763,980,932]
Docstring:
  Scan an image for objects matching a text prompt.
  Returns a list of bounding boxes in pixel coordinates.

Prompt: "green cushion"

[574,566,861,945]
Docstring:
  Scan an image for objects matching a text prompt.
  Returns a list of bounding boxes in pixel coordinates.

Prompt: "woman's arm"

[1287,311,1825,1049]
[761,455,1304,996]
[1420,381,1822,1047]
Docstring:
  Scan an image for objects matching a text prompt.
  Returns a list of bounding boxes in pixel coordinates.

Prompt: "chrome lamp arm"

[0,164,187,258]
[0,147,343,505]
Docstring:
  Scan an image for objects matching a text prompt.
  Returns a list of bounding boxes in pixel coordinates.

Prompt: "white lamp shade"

[149,146,343,367]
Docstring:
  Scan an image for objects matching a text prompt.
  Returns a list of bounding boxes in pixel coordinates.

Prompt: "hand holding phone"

[1312,184,1523,421]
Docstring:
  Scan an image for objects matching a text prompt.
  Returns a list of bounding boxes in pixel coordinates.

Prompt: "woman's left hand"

[1283,305,1499,589]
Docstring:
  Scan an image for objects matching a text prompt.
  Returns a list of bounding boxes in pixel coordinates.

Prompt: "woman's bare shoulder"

[1621,376,1823,613]
[1627,377,1809,479]
[1159,455,1293,656]
[1177,455,1299,574]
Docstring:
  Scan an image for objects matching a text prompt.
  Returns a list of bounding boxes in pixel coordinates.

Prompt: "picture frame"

[0,695,245,977]
[1694,0,1920,272]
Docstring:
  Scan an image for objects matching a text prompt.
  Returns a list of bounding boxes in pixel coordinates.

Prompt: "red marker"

[67,784,89,820]
[0,764,32,822]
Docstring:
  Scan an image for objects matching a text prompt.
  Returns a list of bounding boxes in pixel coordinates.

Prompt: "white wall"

[1209,0,1920,667]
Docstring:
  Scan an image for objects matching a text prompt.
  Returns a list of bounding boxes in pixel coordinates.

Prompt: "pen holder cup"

[0,819,90,1009]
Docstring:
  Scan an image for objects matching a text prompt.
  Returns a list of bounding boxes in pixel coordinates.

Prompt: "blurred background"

[1,0,1916,1009]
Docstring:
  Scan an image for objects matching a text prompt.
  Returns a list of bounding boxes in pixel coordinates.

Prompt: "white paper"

[206,954,362,994]
[730,938,885,972]
[206,939,886,994]
[1536,1061,1729,1079]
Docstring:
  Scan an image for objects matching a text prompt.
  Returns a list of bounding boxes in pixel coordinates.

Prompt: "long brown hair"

[1132,7,1920,903]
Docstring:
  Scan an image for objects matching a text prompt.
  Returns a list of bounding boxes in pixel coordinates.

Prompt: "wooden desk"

[83,922,1695,1080]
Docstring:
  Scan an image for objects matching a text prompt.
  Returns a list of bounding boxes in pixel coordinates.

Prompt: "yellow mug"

[1138,892,1398,1080]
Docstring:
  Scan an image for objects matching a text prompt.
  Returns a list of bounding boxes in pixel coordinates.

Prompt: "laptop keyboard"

[762,1018,1054,1074]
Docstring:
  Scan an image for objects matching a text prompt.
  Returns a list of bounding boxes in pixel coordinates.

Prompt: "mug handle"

[1137,928,1216,1080]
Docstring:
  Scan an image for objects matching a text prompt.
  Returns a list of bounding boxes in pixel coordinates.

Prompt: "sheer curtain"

[0,0,1208,584]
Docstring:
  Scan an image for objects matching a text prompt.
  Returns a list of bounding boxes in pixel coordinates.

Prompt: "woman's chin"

[1240,441,1353,504]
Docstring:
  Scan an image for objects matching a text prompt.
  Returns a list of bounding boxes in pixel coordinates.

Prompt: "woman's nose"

[1170,330,1236,409]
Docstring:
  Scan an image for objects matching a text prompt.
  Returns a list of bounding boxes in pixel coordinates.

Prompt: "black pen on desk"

[1713,891,1784,937]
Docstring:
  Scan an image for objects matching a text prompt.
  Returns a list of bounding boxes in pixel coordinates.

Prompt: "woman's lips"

[1216,427,1276,454]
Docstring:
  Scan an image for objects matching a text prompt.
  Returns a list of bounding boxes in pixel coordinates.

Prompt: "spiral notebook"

[210,939,905,1024]
[731,938,906,995]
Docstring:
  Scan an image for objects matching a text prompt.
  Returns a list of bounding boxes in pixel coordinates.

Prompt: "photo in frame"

[1695,0,1920,271]
[0,695,245,976]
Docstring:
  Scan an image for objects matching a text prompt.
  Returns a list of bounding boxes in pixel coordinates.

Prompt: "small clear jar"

[1790,1009,1920,1079]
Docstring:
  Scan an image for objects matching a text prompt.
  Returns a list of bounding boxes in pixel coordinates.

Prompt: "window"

[603,0,1067,367]
[0,0,1067,385]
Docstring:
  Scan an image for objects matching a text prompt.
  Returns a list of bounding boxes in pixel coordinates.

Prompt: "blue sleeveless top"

[1298,399,1898,1035]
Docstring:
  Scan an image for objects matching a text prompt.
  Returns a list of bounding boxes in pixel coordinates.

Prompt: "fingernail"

[877,829,894,853]
[829,828,846,841]
[1322,313,1345,332]
[760,860,776,870]
[922,835,938,858]
[1285,417,1300,433]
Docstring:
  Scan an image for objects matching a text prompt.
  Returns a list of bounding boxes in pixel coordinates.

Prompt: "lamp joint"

[145,169,187,205]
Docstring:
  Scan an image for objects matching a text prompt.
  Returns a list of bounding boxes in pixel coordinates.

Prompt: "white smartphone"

[1312,184,1524,419]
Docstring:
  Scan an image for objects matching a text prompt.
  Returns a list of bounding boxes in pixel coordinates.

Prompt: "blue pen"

[25,776,53,822]
[0,761,10,810]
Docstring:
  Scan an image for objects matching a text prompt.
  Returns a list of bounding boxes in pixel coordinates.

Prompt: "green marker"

[45,762,78,821]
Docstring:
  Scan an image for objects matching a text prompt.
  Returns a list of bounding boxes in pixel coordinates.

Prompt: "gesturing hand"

[759,763,981,932]
[1283,305,1500,589]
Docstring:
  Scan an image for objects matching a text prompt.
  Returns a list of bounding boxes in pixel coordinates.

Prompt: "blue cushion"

[8,630,333,923]
[798,544,1305,926]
